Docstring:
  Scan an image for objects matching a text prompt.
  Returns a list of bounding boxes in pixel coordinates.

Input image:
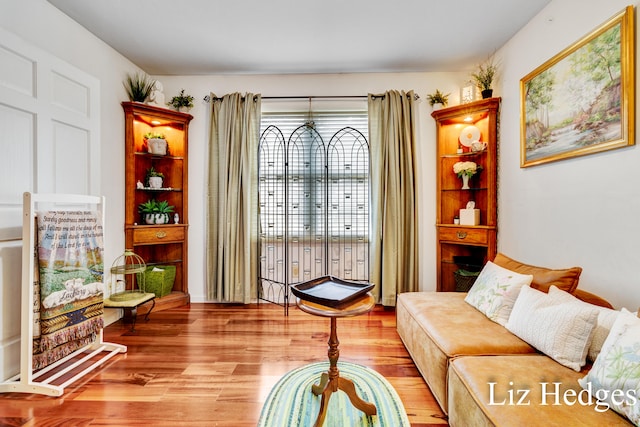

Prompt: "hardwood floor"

[1,303,447,426]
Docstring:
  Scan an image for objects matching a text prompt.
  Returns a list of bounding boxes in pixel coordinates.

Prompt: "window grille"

[258,111,369,314]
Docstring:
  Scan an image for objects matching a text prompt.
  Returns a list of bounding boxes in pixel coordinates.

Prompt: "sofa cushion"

[493,252,582,293]
[544,285,620,362]
[448,355,632,426]
[464,261,533,326]
[573,288,615,309]
[506,286,598,371]
[579,308,640,425]
[396,292,536,413]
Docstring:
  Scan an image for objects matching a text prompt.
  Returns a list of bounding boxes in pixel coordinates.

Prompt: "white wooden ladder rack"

[0,192,126,396]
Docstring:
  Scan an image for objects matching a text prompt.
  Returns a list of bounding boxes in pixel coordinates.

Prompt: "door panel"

[0,27,100,380]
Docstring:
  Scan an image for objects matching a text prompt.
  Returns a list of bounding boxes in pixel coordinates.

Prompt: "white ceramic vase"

[461,174,470,190]
[148,176,163,189]
[154,213,168,224]
[144,213,168,224]
[147,138,167,155]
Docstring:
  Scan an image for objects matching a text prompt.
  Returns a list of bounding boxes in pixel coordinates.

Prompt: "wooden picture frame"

[520,6,635,167]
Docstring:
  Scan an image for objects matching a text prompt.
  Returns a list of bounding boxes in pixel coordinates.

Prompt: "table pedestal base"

[312,373,377,427]
[311,317,376,427]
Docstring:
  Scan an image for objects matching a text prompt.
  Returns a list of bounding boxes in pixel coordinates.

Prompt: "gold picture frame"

[520,6,635,167]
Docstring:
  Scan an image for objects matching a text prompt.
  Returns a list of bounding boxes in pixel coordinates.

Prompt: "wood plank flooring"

[0,303,447,426]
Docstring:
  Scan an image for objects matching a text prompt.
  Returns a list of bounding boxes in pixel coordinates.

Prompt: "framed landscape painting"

[520,6,635,167]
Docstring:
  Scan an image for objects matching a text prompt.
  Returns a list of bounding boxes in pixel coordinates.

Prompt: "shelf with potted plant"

[136,166,183,193]
[123,101,193,311]
[138,199,175,225]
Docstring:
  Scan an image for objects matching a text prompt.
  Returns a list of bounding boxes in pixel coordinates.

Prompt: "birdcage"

[108,249,147,301]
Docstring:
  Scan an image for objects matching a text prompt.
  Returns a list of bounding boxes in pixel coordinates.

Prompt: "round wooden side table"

[296,293,377,427]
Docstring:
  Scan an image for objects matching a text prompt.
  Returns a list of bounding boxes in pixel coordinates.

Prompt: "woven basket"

[138,265,175,297]
[454,269,480,292]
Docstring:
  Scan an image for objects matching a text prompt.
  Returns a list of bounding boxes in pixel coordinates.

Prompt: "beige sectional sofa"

[396,254,634,426]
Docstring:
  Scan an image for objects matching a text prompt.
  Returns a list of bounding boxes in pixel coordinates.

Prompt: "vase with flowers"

[453,161,481,189]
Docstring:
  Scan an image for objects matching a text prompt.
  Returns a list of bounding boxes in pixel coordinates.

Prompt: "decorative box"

[459,208,480,226]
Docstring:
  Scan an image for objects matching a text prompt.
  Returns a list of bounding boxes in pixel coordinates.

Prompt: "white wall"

[157,73,468,301]
[496,0,640,309]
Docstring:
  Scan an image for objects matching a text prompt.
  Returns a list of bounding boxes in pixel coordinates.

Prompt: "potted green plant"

[145,166,164,189]
[144,132,168,155]
[167,89,194,112]
[427,89,450,110]
[123,72,156,103]
[138,199,175,224]
[471,56,498,99]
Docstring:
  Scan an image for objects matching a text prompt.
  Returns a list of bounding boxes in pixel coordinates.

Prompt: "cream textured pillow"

[579,308,640,424]
[464,261,533,326]
[587,308,620,362]
[546,286,619,362]
[505,285,598,371]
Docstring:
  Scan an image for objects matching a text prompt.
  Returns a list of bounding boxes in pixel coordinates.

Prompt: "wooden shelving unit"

[432,98,500,292]
[122,102,193,311]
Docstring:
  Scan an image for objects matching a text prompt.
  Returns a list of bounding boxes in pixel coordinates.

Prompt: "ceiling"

[47,0,552,76]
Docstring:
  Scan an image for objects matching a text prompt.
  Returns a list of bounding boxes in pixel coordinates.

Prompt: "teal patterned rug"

[258,361,410,427]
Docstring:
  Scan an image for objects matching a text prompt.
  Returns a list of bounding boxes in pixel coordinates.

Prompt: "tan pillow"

[572,289,614,309]
[493,253,582,293]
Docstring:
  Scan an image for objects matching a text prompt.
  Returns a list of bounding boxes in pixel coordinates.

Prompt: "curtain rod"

[203,93,419,102]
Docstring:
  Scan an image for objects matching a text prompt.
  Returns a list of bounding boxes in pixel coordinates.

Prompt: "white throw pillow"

[579,308,640,424]
[505,285,598,371]
[587,308,621,362]
[464,261,533,325]
[546,286,620,362]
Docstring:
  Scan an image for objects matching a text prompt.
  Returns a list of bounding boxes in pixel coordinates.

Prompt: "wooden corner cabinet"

[431,97,500,292]
[122,102,193,310]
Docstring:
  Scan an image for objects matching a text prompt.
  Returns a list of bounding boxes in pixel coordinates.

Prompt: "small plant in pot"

[471,56,498,99]
[144,132,168,155]
[124,72,156,103]
[145,166,164,189]
[138,199,175,225]
[167,89,194,112]
[427,89,450,110]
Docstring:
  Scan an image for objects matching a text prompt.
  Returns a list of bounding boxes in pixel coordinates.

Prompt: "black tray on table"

[291,275,374,308]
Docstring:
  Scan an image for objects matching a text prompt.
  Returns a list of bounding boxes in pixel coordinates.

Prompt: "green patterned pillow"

[464,261,533,325]
[579,308,640,424]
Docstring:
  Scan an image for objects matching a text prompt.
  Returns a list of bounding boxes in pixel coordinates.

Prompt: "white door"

[0,27,100,380]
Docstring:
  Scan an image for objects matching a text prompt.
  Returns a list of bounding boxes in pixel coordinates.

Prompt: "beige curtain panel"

[206,92,261,303]
[368,90,419,306]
